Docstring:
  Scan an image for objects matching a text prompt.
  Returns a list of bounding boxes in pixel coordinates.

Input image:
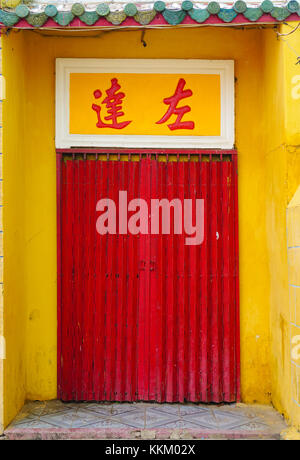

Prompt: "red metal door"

[57,150,240,403]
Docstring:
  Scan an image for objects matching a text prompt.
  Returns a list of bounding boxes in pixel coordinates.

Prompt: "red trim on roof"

[1,12,299,29]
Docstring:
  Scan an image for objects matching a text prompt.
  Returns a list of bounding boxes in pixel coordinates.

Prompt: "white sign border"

[56,58,235,149]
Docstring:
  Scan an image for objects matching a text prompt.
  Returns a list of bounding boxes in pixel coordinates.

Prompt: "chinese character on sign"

[156,78,195,131]
[92,78,132,129]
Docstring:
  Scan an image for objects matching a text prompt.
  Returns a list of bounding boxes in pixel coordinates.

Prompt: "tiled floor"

[4,400,287,439]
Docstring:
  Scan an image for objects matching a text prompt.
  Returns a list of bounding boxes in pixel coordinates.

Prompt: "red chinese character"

[156,78,195,131]
[92,78,132,129]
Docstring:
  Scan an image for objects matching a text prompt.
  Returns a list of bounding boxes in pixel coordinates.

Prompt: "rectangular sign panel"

[56,59,234,149]
[70,73,221,137]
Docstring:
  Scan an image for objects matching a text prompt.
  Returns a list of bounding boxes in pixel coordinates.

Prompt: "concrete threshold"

[4,400,287,440]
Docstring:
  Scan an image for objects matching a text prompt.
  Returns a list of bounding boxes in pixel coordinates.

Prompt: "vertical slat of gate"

[115,161,125,400]
[157,161,165,402]
[121,160,128,401]
[107,160,114,400]
[183,161,189,401]
[89,160,97,400]
[188,160,197,401]
[145,159,152,400]
[123,160,130,401]
[61,160,70,400]
[113,160,120,399]
[94,160,105,400]
[113,161,120,400]
[81,158,88,400]
[84,160,96,400]
[80,160,86,401]
[68,159,75,401]
[57,153,62,399]
[119,161,127,401]
[79,160,85,400]
[93,159,99,400]
[199,162,209,401]
[126,161,138,401]
[233,156,241,401]
[115,161,121,400]
[221,160,230,401]
[165,162,174,401]
[231,160,237,401]
[209,162,219,402]
[133,161,140,401]
[177,160,185,402]
[72,159,79,400]
[125,159,132,400]
[59,158,65,399]
[104,160,112,399]
[150,158,156,399]
[228,158,235,402]
[137,160,145,399]
[228,159,235,401]
[149,159,158,400]
[71,159,77,400]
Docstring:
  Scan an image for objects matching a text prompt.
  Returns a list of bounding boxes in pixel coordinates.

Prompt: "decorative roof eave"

[0,1,299,28]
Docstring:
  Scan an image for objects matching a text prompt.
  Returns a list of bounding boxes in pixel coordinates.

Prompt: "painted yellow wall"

[2,26,277,427]
[285,25,300,430]
[287,188,300,431]
[260,25,300,432]
[2,29,27,428]
[261,25,289,424]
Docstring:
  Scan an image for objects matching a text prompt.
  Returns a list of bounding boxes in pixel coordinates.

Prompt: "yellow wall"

[2,30,27,428]
[260,25,300,432]
[261,25,289,424]
[287,188,300,430]
[285,25,300,430]
[2,26,278,427]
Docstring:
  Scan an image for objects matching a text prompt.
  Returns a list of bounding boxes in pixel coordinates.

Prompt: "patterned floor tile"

[231,421,269,432]
[23,402,47,416]
[84,419,131,429]
[147,405,180,416]
[12,414,37,426]
[39,409,102,428]
[113,409,146,428]
[216,404,258,419]
[75,409,107,422]
[43,400,71,413]
[111,403,142,416]
[79,403,113,416]
[158,420,207,429]
[145,408,178,428]
[38,413,75,429]
[213,409,252,428]
[183,410,249,429]
[12,419,56,429]
[179,405,209,417]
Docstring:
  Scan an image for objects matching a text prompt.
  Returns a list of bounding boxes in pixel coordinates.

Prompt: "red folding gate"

[57,150,240,403]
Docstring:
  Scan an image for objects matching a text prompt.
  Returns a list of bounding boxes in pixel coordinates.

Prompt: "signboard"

[56,59,234,149]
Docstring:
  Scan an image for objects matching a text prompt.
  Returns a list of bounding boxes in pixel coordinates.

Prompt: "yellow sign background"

[69,73,221,136]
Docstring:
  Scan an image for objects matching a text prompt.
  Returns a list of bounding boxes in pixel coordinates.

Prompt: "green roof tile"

[0,2,298,28]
